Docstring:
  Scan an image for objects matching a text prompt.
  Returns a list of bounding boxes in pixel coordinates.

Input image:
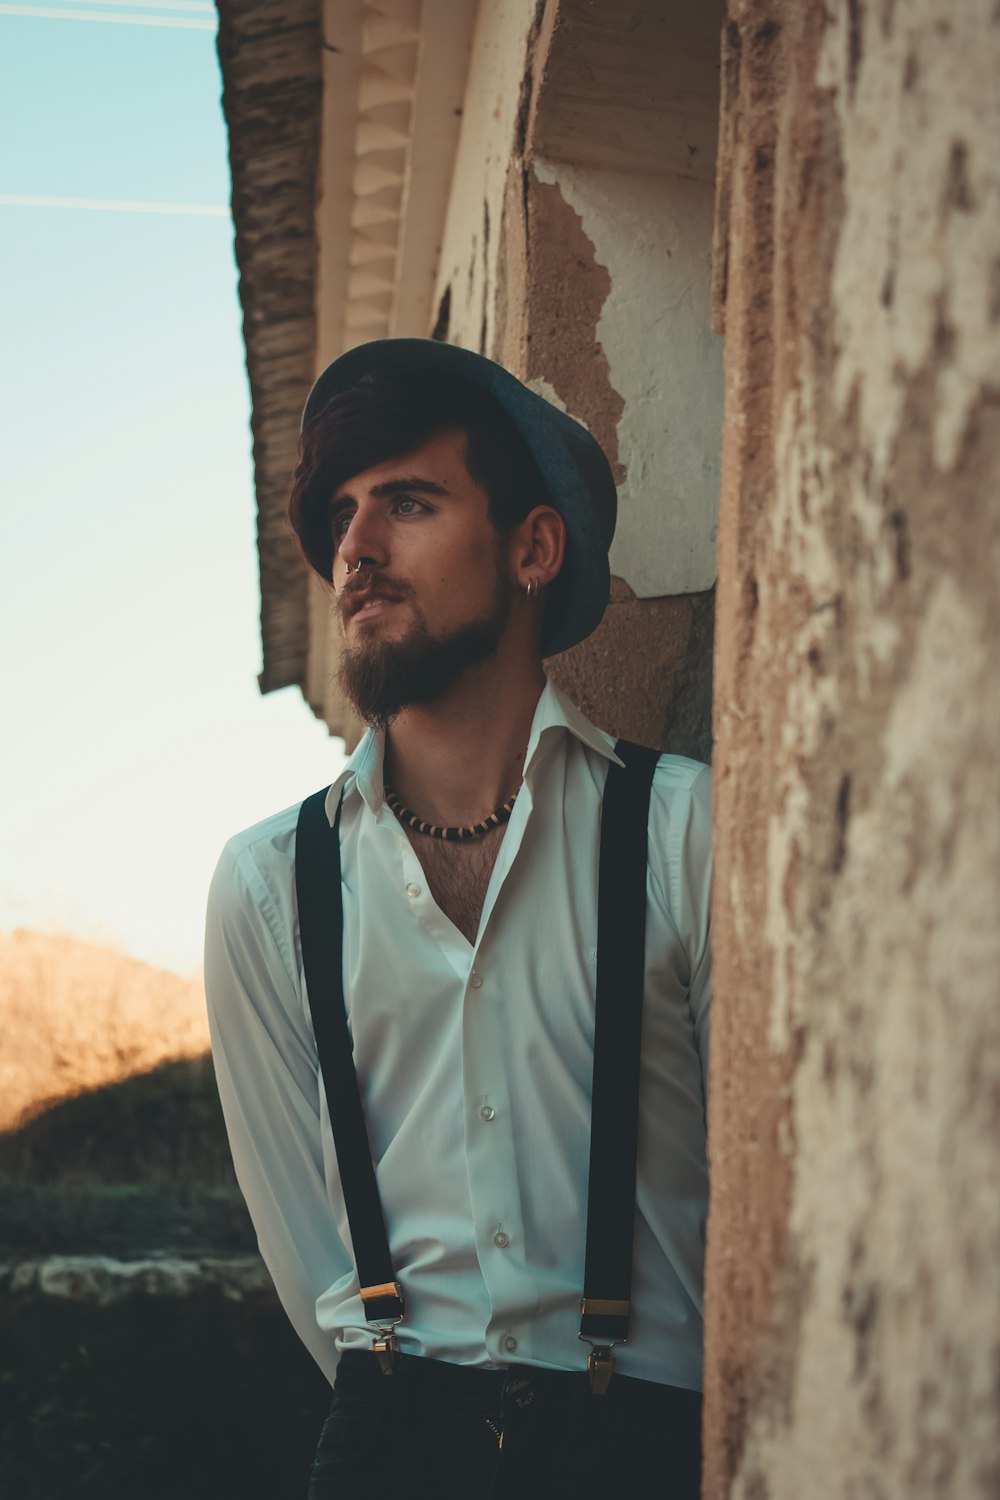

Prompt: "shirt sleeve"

[649,760,713,1102]
[203,837,349,1386]
[675,764,712,1097]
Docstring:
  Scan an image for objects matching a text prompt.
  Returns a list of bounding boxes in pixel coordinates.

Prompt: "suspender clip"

[586,1344,616,1396]
[579,1296,628,1395]
[372,1328,400,1375]
[361,1282,405,1373]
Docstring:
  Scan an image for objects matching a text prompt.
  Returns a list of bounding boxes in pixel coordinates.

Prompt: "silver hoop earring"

[525,576,538,601]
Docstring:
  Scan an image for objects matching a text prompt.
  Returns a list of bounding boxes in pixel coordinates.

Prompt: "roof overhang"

[217,0,477,705]
[216,0,324,695]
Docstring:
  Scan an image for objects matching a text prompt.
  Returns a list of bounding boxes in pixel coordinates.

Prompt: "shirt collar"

[323,676,623,827]
[521,676,624,777]
[324,723,386,826]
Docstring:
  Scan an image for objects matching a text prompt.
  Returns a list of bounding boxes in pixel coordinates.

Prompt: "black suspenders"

[579,739,659,1389]
[294,739,659,1393]
[294,794,405,1345]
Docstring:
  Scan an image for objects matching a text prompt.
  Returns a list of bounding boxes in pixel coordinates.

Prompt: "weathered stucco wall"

[433,0,723,758]
[704,2,1000,1496]
[220,0,724,752]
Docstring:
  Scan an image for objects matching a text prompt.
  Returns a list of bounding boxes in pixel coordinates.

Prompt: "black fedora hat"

[302,339,617,657]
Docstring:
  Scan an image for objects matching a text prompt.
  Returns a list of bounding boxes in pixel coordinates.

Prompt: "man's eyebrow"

[370,476,450,498]
[332,475,451,504]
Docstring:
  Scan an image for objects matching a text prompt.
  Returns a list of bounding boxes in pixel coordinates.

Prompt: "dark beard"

[339,587,512,729]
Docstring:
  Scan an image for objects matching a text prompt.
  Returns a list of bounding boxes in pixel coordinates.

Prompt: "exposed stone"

[546,583,715,759]
[1,1255,273,1306]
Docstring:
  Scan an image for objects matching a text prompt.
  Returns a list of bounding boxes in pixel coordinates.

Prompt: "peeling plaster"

[521,172,622,474]
[881,575,989,830]
[817,0,1000,477]
[522,374,573,418]
[762,390,841,1055]
[533,157,723,598]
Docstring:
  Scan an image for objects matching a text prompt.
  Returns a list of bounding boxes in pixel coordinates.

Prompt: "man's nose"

[338,506,385,577]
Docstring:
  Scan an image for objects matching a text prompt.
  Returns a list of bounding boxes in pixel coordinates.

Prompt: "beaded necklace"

[384,783,517,842]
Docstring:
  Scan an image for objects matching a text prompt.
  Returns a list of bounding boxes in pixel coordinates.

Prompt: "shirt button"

[493,1229,510,1249]
[503,1334,518,1353]
[405,882,421,898]
[480,1105,495,1122]
[469,970,483,990]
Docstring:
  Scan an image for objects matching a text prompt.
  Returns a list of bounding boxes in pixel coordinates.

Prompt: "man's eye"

[331,509,353,539]
[394,496,425,516]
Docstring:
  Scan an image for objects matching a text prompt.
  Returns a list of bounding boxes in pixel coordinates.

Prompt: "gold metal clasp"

[578,1296,627,1396]
[372,1328,400,1375]
[359,1281,403,1309]
[361,1280,404,1374]
[580,1297,630,1320]
[586,1344,616,1396]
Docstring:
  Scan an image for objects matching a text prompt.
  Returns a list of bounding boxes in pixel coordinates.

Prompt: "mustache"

[338,570,412,621]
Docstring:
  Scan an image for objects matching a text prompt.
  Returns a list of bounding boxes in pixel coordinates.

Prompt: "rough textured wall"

[703,2,1000,1497]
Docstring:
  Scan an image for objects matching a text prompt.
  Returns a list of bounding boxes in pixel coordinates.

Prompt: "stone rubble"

[0,1254,273,1305]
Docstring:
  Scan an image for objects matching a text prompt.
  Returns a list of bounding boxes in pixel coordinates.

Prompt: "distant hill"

[0,929,211,1132]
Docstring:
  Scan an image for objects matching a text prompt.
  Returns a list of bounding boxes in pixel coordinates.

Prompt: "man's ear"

[509,505,565,589]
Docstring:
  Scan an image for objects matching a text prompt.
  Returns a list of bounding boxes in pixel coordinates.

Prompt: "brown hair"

[288,373,549,581]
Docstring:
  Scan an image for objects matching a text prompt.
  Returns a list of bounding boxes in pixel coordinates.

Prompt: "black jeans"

[306,1350,702,1499]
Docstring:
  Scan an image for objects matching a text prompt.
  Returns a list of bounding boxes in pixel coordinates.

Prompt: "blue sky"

[0,4,344,974]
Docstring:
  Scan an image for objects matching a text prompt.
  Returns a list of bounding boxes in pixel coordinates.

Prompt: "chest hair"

[406,824,507,945]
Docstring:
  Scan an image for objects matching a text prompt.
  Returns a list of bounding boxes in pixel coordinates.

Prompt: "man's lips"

[351,597,396,620]
[342,586,407,623]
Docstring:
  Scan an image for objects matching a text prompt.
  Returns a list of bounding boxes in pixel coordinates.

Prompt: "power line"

[0,5,216,29]
[29,0,215,11]
[0,194,228,215]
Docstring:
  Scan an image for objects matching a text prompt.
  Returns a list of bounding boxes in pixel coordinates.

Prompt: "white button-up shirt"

[204,679,712,1392]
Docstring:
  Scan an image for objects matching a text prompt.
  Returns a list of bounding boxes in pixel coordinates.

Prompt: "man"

[204,339,711,1498]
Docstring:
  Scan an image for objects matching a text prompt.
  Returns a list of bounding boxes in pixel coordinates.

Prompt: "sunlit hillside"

[0,928,211,1132]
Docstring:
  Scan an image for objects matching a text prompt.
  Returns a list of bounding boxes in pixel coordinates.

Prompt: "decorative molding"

[317,0,476,365]
[309,0,477,744]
